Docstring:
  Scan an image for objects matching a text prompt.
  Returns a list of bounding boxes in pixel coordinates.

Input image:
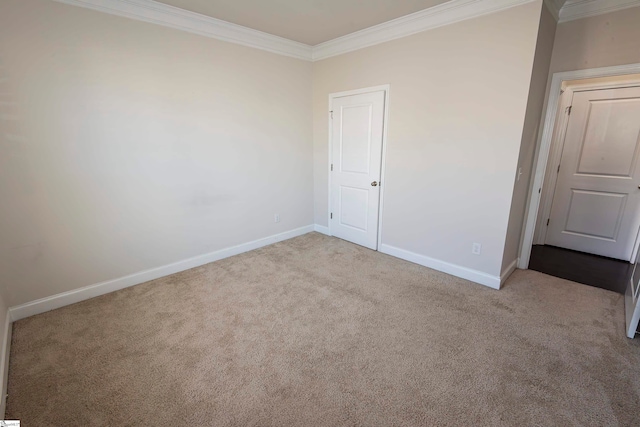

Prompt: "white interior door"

[330,90,385,250]
[546,86,640,260]
[625,249,640,338]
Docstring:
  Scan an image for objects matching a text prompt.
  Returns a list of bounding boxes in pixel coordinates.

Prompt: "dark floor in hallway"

[529,245,634,295]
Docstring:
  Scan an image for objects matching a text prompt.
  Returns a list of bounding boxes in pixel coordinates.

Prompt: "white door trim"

[519,63,640,269]
[327,85,390,250]
[533,86,574,245]
[534,79,640,246]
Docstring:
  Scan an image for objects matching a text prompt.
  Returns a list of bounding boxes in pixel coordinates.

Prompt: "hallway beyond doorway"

[529,245,633,294]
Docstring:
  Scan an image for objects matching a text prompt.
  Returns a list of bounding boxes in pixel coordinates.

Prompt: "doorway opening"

[519,64,640,338]
[327,85,390,250]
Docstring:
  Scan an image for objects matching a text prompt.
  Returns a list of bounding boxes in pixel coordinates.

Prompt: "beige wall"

[0,0,559,307]
[0,0,313,306]
[501,3,557,271]
[550,7,640,73]
[313,1,543,277]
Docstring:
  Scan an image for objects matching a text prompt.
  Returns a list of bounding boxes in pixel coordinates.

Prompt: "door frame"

[535,80,640,247]
[519,63,640,269]
[327,84,390,250]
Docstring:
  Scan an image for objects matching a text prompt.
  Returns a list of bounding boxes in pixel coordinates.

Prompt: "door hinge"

[330,213,333,219]
[331,163,333,171]
[557,164,560,173]
[330,110,333,119]
[547,218,550,226]
[567,106,572,115]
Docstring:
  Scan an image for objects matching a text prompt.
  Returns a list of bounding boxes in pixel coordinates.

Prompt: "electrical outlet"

[274,214,280,223]
[472,243,482,255]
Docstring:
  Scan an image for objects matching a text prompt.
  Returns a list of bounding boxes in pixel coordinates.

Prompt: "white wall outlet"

[274,214,280,223]
[472,243,482,255]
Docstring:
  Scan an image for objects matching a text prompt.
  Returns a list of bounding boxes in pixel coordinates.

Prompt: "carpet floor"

[6,232,640,426]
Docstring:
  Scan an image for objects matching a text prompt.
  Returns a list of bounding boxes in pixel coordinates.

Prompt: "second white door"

[330,90,386,250]
[546,86,640,260]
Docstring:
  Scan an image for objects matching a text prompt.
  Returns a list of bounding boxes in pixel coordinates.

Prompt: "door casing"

[544,86,640,261]
[328,85,390,250]
[535,81,640,248]
[520,63,640,270]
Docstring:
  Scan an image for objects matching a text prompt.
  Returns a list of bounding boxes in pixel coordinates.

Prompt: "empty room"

[1,0,640,425]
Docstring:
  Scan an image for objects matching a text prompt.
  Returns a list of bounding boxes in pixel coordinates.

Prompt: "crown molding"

[559,0,640,22]
[51,0,313,61]
[53,0,540,63]
[47,0,640,62]
[311,0,536,61]
[543,0,563,20]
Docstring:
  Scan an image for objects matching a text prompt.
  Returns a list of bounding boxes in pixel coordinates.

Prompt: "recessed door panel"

[339,186,369,231]
[546,86,640,260]
[330,90,386,250]
[564,190,626,240]
[340,105,372,174]
[577,99,640,177]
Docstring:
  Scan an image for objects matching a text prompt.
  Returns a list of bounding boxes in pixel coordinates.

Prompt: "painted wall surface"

[0,0,313,306]
[550,7,640,73]
[313,1,542,277]
[501,3,557,272]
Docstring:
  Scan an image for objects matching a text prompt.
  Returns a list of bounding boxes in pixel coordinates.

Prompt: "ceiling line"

[50,0,640,61]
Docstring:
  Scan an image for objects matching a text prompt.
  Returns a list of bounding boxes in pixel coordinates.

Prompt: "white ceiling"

[157,0,452,45]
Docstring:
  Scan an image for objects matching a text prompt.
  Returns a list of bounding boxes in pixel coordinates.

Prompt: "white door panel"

[564,190,626,240]
[339,186,369,231]
[340,104,373,174]
[546,87,640,260]
[577,99,640,176]
[330,90,385,250]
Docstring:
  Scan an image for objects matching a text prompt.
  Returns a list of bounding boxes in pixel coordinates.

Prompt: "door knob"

[371,181,378,187]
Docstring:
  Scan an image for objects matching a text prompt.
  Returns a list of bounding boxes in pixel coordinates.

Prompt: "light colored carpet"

[6,232,640,426]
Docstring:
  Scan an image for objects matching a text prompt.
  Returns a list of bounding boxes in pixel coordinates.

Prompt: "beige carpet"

[6,232,640,426]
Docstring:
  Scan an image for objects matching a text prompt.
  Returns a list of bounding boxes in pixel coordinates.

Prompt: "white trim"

[48,0,640,62]
[51,0,537,63]
[625,276,640,338]
[51,0,313,61]
[312,0,535,61]
[631,225,640,264]
[328,85,390,250]
[559,0,640,23]
[533,87,574,244]
[543,0,562,20]
[0,311,11,419]
[519,63,640,270]
[500,258,519,285]
[377,87,392,251]
[8,225,314,321]
[314,224,331,236]
[380,244,501,289]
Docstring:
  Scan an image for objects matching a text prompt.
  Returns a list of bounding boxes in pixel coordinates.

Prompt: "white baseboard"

[379,244,501,290]
[0,311,11,418]
[313,224,331,236]
[500,258,519,285]
[8,225,314,321]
